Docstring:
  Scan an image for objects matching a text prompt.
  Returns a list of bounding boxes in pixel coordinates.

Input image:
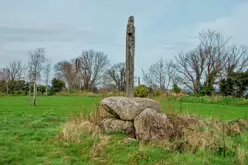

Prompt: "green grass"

[0,96,248,164]
[180,96,248,106]
[159,97,248,121]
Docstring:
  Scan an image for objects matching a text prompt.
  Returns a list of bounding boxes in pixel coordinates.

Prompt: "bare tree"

[101,74,116,90]
[173,47,206,96]
[224,45,248,75]
[199,30,230,95]
[173,30,238,96]
[144,59,165,89]
[105,62,126,91]
[142,58,175,90]
[0,68,6,80]
[28,48,45,106]
[54,58,81,92]
[23,64,32,97]
[78,50,110,92]
[44,63,51,96]
[0,67,9,95]
[164,60,175,90]
[142,68,154,88]
[7,60,23,81]
[4,60,24,93]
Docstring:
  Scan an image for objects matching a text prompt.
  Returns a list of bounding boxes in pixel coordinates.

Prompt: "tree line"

[143,30,248,97]
[0,29,248,100]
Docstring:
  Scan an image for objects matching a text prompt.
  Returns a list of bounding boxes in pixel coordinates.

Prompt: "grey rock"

[100,118,135,138]
[98,105,117,119]
[134,108,173,140]
[101,97,161,120]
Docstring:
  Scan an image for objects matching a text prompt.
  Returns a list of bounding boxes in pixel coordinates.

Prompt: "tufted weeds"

[55,100,112,163]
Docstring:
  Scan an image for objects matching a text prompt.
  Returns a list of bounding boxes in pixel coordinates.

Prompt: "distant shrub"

[55,91,70,96]
[83,92,99,97]
[55,90,99,97]
[51,78,65,93]
[155,89,164,96]
[172,83,181,94]
[37,91,43,96]
[134,85,149,97]
[148,87,154,94]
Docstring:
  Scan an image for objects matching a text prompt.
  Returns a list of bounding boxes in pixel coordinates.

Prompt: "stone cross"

[126,16,135,97]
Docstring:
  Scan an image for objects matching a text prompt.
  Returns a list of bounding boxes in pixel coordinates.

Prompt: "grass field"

[159,97,248,121]
[0,96,248,164]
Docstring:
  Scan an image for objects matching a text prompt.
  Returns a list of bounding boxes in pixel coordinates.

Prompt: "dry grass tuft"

[56,121,101,142]
[237,149,246,165]
[90,135,110,159]
[159,114,248,154]
[169,92,189,97]
[99,89,126,99]
[168,114,205,138]
[56,105,111,163]
[56,109,102,142]
[226,119,248,135]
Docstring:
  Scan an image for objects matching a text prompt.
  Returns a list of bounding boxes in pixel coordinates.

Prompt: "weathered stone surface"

[126,16,135,98]
[100,118,135,138]
[134,108,173,140]
[101,97,161,120]
[98,105,117,119]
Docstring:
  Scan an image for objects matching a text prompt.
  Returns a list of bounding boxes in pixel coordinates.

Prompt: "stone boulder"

[134,108,173,140]
[101,97,161,120]
[100,118,135,138]
[98,105,117,119]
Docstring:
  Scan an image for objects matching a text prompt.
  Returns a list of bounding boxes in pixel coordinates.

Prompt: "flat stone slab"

[101,97,161,120]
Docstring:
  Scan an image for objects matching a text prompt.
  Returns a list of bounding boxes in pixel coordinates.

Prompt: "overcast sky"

[0,0,248,79]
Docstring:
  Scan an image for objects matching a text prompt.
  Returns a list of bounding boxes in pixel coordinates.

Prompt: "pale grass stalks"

[90,135,110,160]
[237,148,246,165]
[57,102,102,143]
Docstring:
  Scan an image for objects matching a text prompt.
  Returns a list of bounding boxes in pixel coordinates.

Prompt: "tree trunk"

[83,79,89,92]
[6,81,8,96]
[33,82,36,106]
[29,83,31,97]
[46,85,48,96]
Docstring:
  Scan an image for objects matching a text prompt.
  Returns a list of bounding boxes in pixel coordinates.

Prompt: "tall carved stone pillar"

[126,16,135,97]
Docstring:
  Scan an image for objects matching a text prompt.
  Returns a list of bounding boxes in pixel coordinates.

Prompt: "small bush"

[134,85,149,97]
[172,83,181,94]
[55,91,70,96]
[155,89,164,96]
[85,92,99,97]
[148,87,154,95]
